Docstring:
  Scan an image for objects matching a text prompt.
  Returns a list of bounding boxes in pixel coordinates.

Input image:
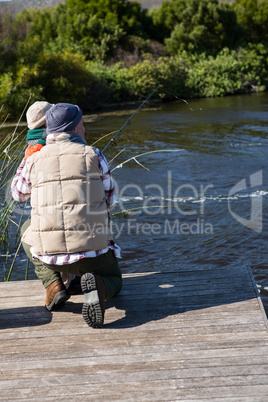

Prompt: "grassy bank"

[89,44,268,103]
[1,44,268,121]
[1,0,268,120]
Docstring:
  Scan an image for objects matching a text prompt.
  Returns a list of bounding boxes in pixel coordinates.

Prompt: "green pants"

[21,220,122,300]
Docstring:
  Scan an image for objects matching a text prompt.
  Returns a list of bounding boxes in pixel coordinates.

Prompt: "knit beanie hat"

[26,101,54,130]
[46,103,83,135]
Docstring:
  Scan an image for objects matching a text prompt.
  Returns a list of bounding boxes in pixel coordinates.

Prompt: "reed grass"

[0,102,30,281]
[111,149,183,172]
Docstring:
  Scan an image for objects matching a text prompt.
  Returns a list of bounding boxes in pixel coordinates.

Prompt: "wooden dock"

[0,266,268,401]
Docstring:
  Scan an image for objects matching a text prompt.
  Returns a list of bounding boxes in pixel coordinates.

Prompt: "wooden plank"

[0,268,267,401]
[1,381,268,401]
[1,327,268,351]
[1,353,268,374]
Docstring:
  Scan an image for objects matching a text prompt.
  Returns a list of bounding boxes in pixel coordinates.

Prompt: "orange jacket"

[25,144,44,161]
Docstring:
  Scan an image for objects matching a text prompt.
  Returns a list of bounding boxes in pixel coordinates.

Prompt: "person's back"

[23,141,111,255]
[11,103,122,328]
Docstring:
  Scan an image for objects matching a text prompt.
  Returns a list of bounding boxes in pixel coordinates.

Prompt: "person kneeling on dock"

[10,103,122,328]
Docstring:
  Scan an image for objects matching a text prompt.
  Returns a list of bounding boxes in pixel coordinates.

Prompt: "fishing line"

[102,85,202,154]
[102,86,159,153]
[162,89,203,112]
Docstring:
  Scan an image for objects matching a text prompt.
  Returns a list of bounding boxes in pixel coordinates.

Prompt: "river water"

[1,93,267,313]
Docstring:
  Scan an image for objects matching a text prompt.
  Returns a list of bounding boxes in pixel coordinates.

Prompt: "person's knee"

[113,275,123,296]
[21,219,31,236]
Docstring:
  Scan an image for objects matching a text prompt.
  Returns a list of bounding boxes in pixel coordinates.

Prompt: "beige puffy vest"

[22,142,112,255]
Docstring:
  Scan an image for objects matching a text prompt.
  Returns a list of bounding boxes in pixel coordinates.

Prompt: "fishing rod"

[102,86,159,154]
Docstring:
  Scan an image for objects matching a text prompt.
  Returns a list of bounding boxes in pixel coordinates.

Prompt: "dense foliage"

[233,0,268,43]
[150,0,241,54]
[1,0,268,119]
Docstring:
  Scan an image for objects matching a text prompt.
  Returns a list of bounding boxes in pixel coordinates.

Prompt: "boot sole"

[46,290,70,311]
[81,273,104,328]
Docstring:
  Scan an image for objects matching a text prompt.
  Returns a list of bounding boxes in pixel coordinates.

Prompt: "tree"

[65,0,152,37]
[233,0,268,43]
[0,11,23,73]
[12,0,156,64]
[150,0,241,54]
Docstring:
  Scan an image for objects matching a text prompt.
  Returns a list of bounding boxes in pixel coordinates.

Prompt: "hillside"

[0,0,163,16]
[0,0,65,16]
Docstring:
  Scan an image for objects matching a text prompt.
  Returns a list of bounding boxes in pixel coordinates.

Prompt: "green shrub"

[233,0,268,44]
[18,51,91,105]
[182,49,244,97]
[2,44,268,120]
[150,0,241,55]
[238,43,268,91]
[0,72,13,105]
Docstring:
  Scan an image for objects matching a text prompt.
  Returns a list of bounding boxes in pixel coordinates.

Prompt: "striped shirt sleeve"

[10,158,32,202]
[95,148,116,209]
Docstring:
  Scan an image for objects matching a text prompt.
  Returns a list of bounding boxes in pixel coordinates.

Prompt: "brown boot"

[81,273,106,328]
[45,279,70,311]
